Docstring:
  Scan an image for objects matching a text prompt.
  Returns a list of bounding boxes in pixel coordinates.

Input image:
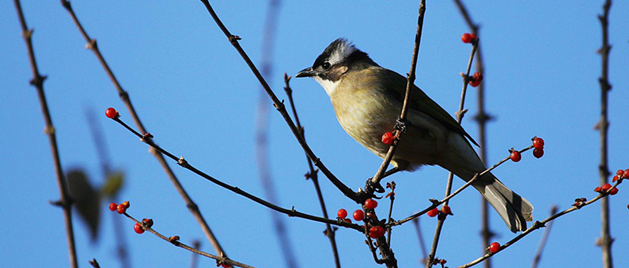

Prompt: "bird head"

[296,38,377,96]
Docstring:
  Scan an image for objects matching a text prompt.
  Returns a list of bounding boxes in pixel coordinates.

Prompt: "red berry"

[533,148,544,158]
[601,183,612,191]
[469,72,483,87]
[624,169,629,179]
[510,150,521,162]
[488,242,501,253]
[353,209,365,221]
[616,169,624,176]
[381,132,394,145]
[368,226,385,239]
[142,218,154,228]
[337,209,348,219]
[343,218,352,224]
[533,137,545,149]
[134,223,144,234]
[427,208,439,217]
[613,175,619,183]
[461,33,477,43]
[117,203,127,214]
[594,186,601,193]
[609,187,619,195]
[122,201,130,208]
[364,199,378,209]
[220,264,232,268]
[108,202,117,211]
[105,107,118,119]
[441,205,452,215]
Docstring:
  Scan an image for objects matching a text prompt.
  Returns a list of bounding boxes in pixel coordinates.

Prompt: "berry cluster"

[510,137,545,162]
[337,198,387,239]
[109,201,130,214]
[426,205,453,218]
[461,33,477,44]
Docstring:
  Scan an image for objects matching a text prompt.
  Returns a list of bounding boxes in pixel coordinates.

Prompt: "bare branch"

[13,1,78,267]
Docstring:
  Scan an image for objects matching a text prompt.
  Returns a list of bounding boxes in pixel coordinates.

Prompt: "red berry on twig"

[134,223,144,234]
[381,132,394,145]
[469,72,483,87]
[369,226,385,239]
[364,199,378,209]
[488,242,501,253]
[624,169,629,179]
[353,210,365,221]
[142,218,154,228]
[117,203,127,214]
[532,137,545,149]
[461,33,477,43]
[533,148,544,158]
[441,205,452,215]
[510,150,522,162]
[337,209,348,219]
[609,187,618,195]
[427,208,439,217]
[601,183,612,192]
[105,107,119,119]
[109,202,117,211]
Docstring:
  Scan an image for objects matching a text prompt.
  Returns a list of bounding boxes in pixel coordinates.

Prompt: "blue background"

[2,1,628,267]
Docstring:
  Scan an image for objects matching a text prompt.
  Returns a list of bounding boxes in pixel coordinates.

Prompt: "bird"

[295,38,533,232]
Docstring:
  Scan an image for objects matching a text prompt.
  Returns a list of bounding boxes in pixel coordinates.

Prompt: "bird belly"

[331,88,443,170]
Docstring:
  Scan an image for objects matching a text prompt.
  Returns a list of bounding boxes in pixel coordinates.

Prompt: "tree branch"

[13,1,78,267]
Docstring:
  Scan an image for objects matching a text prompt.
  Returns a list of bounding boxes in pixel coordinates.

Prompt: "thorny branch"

[13,1,78,267]
[596,1,614,268]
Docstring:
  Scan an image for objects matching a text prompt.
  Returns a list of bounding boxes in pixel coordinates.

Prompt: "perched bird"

[296,38,533,232]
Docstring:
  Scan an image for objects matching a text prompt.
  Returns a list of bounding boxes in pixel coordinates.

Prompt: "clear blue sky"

[2,1,628,268]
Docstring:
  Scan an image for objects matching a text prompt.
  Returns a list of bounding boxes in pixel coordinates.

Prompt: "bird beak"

[295,67,316,78]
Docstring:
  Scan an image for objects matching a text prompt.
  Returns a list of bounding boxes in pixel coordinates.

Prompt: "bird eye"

[322,62,331,70]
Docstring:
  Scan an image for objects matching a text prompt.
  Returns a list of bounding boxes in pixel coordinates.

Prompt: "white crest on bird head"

[326,38,357,66]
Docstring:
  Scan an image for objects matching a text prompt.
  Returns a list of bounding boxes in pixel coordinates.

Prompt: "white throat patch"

[314,76,340,96]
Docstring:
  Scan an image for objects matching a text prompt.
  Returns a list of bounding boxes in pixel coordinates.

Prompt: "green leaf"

[100,170,125,198]
[67,168,100,241]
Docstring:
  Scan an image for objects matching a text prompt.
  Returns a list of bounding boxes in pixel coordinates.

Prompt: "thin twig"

[254,1,300,267]
[284,75,341,267]
[13,1,78,267]
[457,182,623,268]
[452,1,495,264]
[412,218,428,262]
[531,206,558,268]
[122,213,254,268]
[199,0,358,202]
[86,108,133,268]
[110,116,364,232]
[596,1,614,267]
[368,0,427,194]
[60,0,226,256]
[425,36,478,268]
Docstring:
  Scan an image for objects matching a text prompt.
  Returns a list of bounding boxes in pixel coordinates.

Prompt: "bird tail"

[471,172,534,232]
